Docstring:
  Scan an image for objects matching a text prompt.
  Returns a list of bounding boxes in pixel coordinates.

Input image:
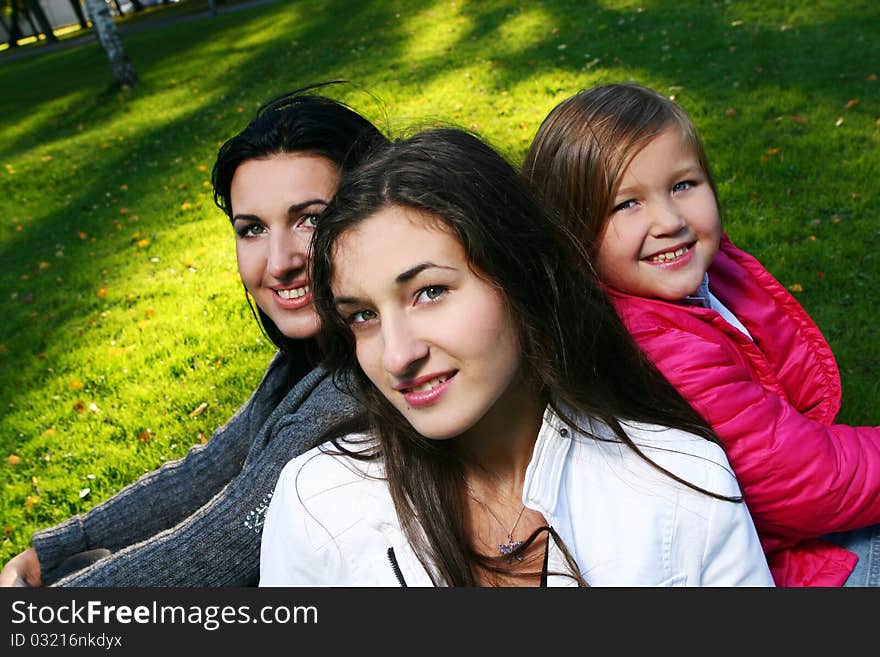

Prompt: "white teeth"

[411,375,448,393]
[648,246,689,262]
[276,285,310,299]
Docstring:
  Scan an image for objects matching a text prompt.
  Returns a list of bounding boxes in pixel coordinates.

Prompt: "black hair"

[211,81,389,352]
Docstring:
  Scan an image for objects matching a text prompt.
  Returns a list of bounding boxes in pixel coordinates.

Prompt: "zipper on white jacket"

[387,547,408,587]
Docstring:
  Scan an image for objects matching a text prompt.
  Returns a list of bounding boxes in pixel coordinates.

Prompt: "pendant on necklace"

[499,539,524,561]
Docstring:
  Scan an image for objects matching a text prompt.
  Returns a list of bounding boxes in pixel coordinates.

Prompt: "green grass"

[0,0,878,562]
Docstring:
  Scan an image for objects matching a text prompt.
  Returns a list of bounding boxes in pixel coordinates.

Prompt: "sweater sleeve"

[31,352,281,584]
[44,367,360,587]
[44,367,361,587]
[636,326,880,546]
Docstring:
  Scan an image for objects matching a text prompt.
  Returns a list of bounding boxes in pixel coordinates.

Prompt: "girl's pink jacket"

[607,233,879,586]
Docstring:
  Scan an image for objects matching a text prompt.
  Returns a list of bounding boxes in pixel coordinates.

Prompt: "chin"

[275,314,322,340]
[405,416,474,442]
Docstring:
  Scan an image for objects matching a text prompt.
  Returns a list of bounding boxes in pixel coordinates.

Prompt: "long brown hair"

[523,82,719,257]
[312,128,738,587]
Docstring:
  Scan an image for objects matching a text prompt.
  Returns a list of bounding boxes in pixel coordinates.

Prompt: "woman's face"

[331,205,526,442]
[231,153,338,339]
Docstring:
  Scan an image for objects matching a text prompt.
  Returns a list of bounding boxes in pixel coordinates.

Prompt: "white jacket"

[260,406,774,587]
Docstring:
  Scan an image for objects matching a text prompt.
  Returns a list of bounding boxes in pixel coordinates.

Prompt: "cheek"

[468,297,520,367]
[355,337,383,385]
[594,233,622,283]
[235,242,263,284]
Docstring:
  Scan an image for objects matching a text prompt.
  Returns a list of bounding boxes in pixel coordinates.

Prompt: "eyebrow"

[232,199,328,222]
[334,262,457,307]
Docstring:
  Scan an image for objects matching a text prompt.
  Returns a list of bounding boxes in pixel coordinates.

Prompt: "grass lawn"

[0,0,877,563]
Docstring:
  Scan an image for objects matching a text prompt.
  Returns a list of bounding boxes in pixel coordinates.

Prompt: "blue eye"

[672,181,694,193]
[611,199,638,213]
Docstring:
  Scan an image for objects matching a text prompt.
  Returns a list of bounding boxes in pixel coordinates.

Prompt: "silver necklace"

[474,497,527,560]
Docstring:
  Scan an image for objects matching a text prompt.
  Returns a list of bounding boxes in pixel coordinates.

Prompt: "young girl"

[0,85,388,587]
[523,82,880,587]
[258,127,773,586]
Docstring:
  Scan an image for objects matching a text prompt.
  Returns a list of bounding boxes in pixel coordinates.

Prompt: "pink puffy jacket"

[607,233,880,586]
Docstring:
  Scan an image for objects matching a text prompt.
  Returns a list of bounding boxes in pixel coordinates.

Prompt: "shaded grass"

[0,0,878,561]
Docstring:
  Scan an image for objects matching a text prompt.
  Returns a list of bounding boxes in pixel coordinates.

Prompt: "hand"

[0,548,42,587]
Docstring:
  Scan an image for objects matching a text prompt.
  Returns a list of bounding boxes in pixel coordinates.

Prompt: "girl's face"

[231,153,338,339]
[595,127,721,300]
[331,205,526,442]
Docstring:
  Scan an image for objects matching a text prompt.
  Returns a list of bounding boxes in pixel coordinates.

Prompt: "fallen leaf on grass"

[844,99,859,109]
[78,488,90,499]
[25,495,39,509]
[188,402,208,418]
[138,430,153,443]
[97,287,107,298]
[7,454,21,466]
[69,380,83,390]
[788,283,804,292]
[835,117,844,127]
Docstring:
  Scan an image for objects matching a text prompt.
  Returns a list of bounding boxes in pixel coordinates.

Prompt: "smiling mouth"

[644,243,694,263]
[275,285,310,299]
[406,374,452,394]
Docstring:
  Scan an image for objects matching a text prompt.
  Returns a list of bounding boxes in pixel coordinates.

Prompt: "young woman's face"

[595,127,721,300]
[331,205,525,442]
[231,153,338,339]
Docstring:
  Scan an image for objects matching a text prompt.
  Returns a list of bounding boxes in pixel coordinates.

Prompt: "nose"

[650,198,687,237]
[380,314,429,378]
[266,228,308,280]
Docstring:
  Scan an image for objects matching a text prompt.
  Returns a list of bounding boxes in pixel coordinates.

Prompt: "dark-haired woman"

[0,85,387,587]
[259,128,773,586]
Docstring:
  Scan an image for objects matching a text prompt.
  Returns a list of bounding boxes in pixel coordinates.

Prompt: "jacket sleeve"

[635,326,880,546]
[258,454,347,587]
[698,447,775,586]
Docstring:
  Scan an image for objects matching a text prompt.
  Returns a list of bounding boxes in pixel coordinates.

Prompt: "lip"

[642,241,696,270]
[271,282,312,311]
[395,370,457,408]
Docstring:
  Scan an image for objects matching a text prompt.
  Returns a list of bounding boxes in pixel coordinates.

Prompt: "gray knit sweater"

[31,353,361,586]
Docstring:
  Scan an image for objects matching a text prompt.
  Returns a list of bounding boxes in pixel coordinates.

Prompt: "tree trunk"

[6,1,23,47]
[68,0,89,29]
[24,0,57,42]
[130,0,145,11]
[22,1,40,37]
[110,0,124,15]
[83,0,139,87]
